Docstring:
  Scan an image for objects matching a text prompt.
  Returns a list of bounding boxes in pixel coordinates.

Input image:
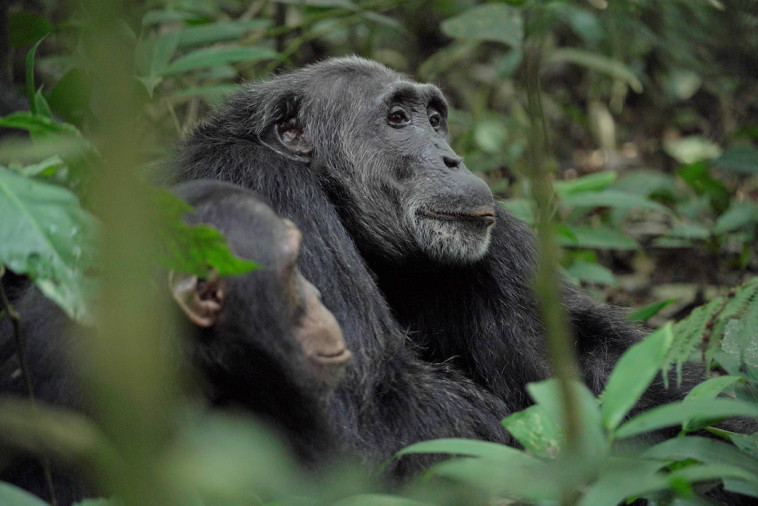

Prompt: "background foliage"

[0,0,757,504]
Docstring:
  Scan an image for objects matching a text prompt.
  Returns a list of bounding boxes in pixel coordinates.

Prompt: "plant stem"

[0,266,58,506]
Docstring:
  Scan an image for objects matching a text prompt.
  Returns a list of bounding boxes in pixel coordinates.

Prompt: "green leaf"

[664,136,722,164]
[8,12,53,48]
[614,399,758,439]
[684,376,740,402]
[176,20,271,48]
[426,455,558,501]
[565,260,618,286]
[527,379,606,458]
[611,170,677,197]
[473,118,508,154]
[334,495,430,506]
[25,36,48,114]
[713,146,758,175]
[547,48,642,93]
[0,482,49,506]
[163,46,277,76]
[0,112,82,139]
[601,325,673,431]
[155,189,257,277]
[441,4,523,48]
[396,438,520,460]
[714,202,758,235]
[500,198,535,225]
[0,167,98,323]
[560,190,668,212]
[644,436,758,476]
[501,405,563,458]
[577,458,667,506]
[627,298,677,323]
[557,226,639,250]
[724,479,758,499]
[554,172,617,196]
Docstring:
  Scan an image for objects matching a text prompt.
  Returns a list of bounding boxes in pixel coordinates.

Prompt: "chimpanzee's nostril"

[443,155,461,169]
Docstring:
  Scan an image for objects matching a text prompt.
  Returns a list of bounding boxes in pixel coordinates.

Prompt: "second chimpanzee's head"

[169,180,351,405]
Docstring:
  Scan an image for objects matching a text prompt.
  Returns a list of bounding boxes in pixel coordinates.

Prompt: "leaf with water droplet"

[0,165,98,323]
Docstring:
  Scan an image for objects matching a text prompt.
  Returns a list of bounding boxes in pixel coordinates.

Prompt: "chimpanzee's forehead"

[376,80,446,106]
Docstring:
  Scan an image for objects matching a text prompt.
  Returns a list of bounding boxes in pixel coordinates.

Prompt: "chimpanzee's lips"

[417,208,496,226]
[311,348,352,366]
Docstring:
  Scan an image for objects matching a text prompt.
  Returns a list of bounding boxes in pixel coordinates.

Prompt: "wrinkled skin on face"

[264,65,497,265]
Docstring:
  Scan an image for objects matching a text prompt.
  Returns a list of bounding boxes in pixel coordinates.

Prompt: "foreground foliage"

[0,0,756,505]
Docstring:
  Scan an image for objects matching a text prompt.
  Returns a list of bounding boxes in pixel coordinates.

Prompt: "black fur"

[0,181,354,503]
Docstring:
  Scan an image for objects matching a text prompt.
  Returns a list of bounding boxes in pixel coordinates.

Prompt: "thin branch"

[0,266,58,506]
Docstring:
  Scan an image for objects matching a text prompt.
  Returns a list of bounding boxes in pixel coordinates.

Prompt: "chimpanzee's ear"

[168,271,225,328]
[258,95,313,163]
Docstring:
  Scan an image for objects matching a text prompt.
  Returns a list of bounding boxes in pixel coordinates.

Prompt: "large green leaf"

[577,458,667,506]
[601,325,673,431]
[163,46,277,76]
[547,48,643,93]
[557,226,639,250]
[526,379,606,458]
[155,188,257,277]
[713,146,758,175]
[425,454,558,502]
[176,20,271,48]
[644,436,758,476]
[565,260,617,286]
[397,438,521,460]
[501,404,563,458]
[440,4,523,48]
[560,190,668,212]
[0,482,48,506]
[0,166,97,322]
[614,399,758,439]
[554,172,617,196]
[627,298,677,323]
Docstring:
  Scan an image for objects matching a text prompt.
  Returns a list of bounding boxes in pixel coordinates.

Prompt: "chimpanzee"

[165,57,702,458]
[0,180,353,504]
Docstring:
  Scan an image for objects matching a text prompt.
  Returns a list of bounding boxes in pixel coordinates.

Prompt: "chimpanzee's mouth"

[417,208,496,226]
[311,348,352,366]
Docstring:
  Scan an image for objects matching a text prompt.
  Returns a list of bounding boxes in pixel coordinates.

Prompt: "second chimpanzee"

[0,180,351,504]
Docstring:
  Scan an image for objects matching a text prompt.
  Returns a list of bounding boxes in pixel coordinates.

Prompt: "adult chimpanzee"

[166,57,695,459]
[0,180,353,504]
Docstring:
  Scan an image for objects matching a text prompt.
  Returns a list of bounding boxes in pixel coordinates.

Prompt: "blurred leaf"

[0,482,48,506]
[722,317,758,369]
[141,10,196,26]
[426,454,558,502]
[713,146,758,175]
[547,48,643,93]
[500,198,536,225]
[275,0,358,7]
[419,41,479,80]
[662,68,702,101]
[553,171,617,196]
[645,436,758,475]
[724,479,758,499]
[15,156,65,178]
[25,36,47,115]
[527,379,606,457]
[730,433,758,459]
[627,298,677,323]
[565,260,617,286]
[557,226,639,250]
[714,202,758,235]
[611,170,677,197]
[177,20,272,48]
[441,4,524,48]
[664,136,722,164]
[668,223,711,240]
[614,399,758,439]
[173,84,240,102]
[335,495,430,506]
[577,458,666,506]
[8,12,53,48]
[678,161,730,201]
[48,69,92,126]
[156,189,258,277]
[397,438,521,460]
[163,46,277,76]
[473,118,508,154]
[0,112,82,139]
[561,190,668,212]
[0,166,97,323]
[501,405,563,458]
[681,376,742,431]
[601,325,673,431]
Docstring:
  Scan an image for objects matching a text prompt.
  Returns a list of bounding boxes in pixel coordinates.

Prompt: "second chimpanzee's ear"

[258,95,313,163]
[168,272,225,328]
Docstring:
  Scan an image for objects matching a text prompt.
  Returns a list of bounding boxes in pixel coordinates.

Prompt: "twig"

[0,266,58,506]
